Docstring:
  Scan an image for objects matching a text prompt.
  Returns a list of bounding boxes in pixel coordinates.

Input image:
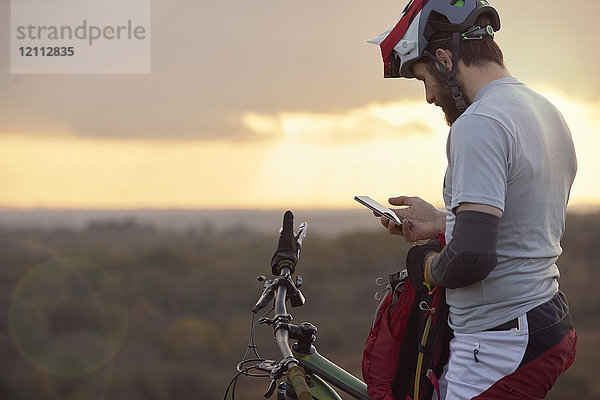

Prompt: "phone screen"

[354,196,403,227]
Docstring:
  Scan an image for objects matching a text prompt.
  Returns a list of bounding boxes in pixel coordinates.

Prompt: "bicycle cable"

[224,304,276,399]
[223,365,257,400]
[241,311,261,362]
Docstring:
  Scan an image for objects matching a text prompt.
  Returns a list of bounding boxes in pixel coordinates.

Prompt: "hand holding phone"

[354,196,403,227]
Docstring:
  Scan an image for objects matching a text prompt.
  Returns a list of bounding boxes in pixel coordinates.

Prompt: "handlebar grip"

[287,365,312,400]
[271,211,299,275]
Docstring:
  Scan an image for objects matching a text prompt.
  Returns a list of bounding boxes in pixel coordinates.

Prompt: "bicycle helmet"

[368,0,500,111]
[368,0,500,78]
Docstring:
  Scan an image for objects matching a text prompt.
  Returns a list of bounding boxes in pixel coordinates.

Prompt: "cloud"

[0,87,598,209]
[242,101,441,144]
[0,0,598,142]
[0,0,423,140]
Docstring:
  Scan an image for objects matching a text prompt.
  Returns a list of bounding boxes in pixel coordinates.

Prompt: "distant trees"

[0,213,598,399]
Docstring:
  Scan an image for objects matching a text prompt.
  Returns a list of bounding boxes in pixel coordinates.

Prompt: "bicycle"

[224,211,370,400]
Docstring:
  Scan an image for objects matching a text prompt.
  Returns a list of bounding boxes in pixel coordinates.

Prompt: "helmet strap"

[448,32,467,113]
[423,32,467,114]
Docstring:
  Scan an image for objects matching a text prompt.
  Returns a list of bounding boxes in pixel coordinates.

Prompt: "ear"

[435,48,453,71]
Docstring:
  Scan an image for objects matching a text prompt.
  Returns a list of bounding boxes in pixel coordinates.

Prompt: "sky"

[1,0,599,210]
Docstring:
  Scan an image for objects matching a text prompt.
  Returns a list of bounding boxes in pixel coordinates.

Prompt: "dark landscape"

[0,208,598,399]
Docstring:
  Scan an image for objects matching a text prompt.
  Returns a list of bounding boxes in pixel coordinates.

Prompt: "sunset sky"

[1,0,599,210]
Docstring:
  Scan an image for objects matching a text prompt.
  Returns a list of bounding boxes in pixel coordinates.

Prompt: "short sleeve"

[448,114,510,213]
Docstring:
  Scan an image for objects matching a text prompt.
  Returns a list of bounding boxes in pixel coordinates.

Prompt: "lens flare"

[9,258,128,377]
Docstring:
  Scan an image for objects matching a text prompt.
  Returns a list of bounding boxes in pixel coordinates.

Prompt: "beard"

[430,67,470,126]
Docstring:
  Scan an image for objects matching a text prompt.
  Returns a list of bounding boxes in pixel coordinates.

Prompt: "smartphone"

[354,196,403,227]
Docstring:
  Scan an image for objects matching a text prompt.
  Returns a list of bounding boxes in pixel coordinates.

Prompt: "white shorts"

[435,292,576,400]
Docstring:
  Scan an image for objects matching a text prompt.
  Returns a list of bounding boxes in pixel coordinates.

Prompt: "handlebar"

[274,265,311,400]
[271,211,307,275]
[273,265,294,358]
[240,212,311,399]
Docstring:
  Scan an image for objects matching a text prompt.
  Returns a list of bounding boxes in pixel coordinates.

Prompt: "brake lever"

[252,276,277,313]
[264,377,277,398]
[257,360,280,373]
[296,222,308,248]
[264,362,286,398]
[278,221,308,249]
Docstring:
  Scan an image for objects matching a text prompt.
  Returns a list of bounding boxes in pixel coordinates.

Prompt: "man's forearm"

[428,211,500,288]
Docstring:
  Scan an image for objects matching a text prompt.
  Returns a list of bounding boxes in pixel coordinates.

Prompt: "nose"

[424,86,435,104]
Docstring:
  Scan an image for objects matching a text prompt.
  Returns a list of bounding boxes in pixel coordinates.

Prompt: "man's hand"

[380,196,446,242]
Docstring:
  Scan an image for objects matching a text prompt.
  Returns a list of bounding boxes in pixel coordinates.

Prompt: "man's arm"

[425,203,501,288]
[421,114,508,288]
[454,202,502,218]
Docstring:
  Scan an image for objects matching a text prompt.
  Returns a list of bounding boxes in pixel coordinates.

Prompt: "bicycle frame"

[285,345,369,400]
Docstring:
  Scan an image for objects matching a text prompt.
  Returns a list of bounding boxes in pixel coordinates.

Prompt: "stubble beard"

[431,68,470,126]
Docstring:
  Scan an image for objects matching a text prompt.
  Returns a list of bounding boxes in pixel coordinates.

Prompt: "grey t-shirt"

[443,77,577,333]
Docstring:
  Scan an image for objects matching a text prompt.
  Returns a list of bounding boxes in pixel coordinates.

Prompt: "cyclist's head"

[421,12,503,72]
[413,59,465,126]
[411,11,504,126]
[368,0,501,79]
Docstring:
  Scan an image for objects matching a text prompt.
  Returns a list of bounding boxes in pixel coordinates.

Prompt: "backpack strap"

[426,369,441,400]
[414,300,435,399]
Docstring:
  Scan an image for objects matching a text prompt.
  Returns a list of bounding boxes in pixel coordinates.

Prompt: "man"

[368,0,577,398]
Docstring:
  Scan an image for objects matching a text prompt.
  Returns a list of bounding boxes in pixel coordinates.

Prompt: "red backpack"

[362,263,452,399]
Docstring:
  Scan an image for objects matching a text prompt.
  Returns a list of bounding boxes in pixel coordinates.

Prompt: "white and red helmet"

[368,0,500,78]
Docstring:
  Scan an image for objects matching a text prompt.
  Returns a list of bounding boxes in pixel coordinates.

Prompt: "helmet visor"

[384,53,401,78]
